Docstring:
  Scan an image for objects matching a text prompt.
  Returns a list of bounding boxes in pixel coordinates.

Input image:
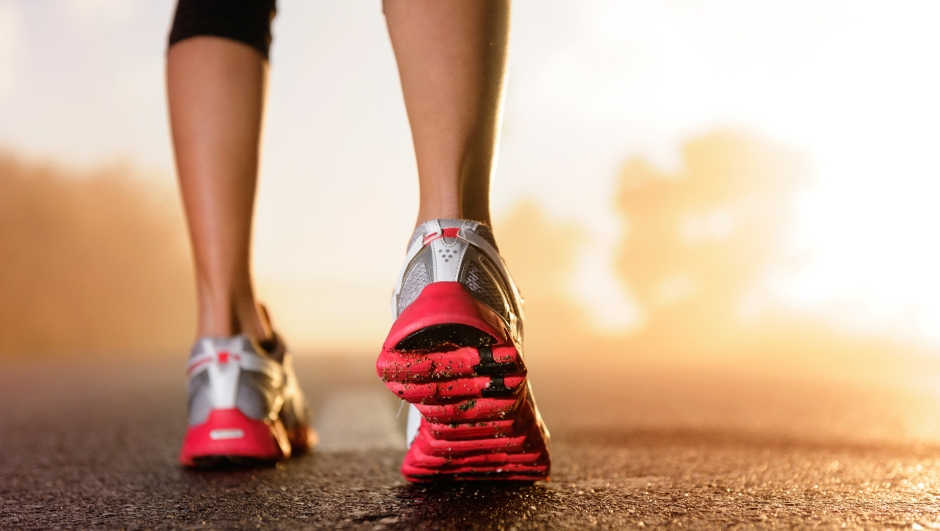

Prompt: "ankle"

[195,287,270,341]
[415,206,491,227]
[416,201,461,226]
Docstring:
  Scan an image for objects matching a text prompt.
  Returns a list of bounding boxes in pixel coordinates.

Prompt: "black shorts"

[168,0,277,59]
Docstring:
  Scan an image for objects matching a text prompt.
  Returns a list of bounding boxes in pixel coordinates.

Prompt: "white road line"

[314,388,405,452]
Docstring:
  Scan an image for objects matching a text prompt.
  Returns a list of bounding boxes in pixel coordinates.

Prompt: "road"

[3,351,940,529]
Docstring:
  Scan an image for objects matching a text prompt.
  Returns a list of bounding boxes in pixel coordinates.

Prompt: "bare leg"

[379,2,552,483]
[167,37,270,342]
[384,0,511,227]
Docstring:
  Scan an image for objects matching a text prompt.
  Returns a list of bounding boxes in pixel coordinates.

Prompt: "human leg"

[167,0,314,466]
[379,0,551,482]
[384,0,510,227]
[167,36,270,343]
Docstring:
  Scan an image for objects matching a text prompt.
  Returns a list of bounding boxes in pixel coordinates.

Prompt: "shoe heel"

[383,282,509,352]
[179,408,291,467]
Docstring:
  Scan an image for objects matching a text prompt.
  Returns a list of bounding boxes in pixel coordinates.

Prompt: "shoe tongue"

[407,219,498,250]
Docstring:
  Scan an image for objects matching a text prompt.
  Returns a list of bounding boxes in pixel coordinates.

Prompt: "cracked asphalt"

[3,352,940,529]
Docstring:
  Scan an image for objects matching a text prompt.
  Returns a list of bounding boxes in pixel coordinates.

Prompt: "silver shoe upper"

[392,219,525,345]
[185,334,309,430]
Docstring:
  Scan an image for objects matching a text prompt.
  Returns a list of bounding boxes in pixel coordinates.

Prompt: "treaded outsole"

[378,282,550,482]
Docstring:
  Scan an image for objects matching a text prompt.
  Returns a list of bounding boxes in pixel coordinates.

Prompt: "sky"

[1,0,940,351]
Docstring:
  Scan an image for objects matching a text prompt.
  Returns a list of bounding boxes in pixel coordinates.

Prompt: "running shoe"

[377,219,551,482]
[179,333,316,467]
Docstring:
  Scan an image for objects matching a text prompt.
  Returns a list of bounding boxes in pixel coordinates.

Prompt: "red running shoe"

[179,334,317,467]
[377,219,551,482]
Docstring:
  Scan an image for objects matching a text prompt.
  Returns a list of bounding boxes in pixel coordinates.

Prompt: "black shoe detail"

[472,346,519,376]
[395,324,496,352]
[188,456,278,470]
[481,376,515,397]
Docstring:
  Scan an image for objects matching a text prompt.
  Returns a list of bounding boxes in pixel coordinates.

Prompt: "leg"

[168,1,316,466]
[384,0,511,227]
[379,1,550,482]
[167,36,270,342]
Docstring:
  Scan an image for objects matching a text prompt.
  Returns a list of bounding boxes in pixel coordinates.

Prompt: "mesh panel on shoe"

[473,223,498,250]
[398,258,430,314]
[400,219,506,317]
[189,340,207,359]
[236,371,279,421]
[279,388,310,430]
[239,336,254,353]
[186,336,292,426]
[187,371,211,426]
[407,229,423,251]
[463,258,509,320]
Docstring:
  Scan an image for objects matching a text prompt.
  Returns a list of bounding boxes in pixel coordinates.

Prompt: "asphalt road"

[3,351,940,529]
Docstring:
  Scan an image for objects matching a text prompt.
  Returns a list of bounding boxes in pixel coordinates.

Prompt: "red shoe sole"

[378,282,550,482]
[179,408,292,467]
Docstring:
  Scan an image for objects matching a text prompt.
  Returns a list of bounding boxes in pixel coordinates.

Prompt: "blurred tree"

[615,131,811,347]
[495,200,590,353]
[0,152,194,356]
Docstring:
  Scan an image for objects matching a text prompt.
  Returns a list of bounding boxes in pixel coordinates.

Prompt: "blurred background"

[3,0,940,381]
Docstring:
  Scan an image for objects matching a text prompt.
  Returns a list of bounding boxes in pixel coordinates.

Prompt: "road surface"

[3,351,940,529]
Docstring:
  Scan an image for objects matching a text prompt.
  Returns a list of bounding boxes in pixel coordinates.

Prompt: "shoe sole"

[378,282,551,482]
[179,408,314,468]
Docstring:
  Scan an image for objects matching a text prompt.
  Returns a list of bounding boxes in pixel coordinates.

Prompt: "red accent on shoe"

[382,282,508,352]
[178,408,290,466]
[186,358,213,377]
[422,227,460,245]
